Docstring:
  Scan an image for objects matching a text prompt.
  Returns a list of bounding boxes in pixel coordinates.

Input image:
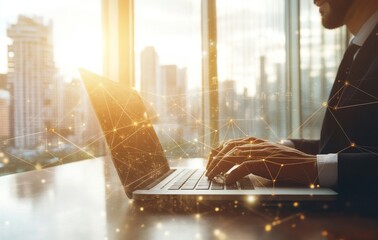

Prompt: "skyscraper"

[0,89,10,145]
[0,74,8,144]
[160,64,187,124]
[7,16,57,149]
[0,74,6,89]
[140,46,160,122]
[55,79,85,144]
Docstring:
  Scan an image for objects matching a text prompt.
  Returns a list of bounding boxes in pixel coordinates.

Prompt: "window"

[134,0,203,158]
[132,0,345,158]
[0,0,347,176]
[299,0,346,139]
[216,0,287,142]
[215,0,346,144]
[0,0,103,176]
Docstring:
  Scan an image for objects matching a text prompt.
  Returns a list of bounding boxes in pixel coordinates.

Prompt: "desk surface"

[1,156,378,240]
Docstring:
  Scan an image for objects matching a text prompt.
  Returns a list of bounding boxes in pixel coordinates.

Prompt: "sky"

[0,0,203,87]
[134,0,202,89]
[0,0,102,81]
[0,0,329,94]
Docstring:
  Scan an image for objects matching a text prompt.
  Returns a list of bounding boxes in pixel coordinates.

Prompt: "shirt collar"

[352,11,378,47]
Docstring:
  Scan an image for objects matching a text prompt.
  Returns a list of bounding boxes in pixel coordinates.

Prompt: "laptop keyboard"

[168,169,254,190]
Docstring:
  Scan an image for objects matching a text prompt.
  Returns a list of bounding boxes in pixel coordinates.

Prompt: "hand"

[206,137,318,186]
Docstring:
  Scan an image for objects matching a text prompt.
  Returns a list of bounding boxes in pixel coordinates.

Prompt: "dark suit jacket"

[291,23,378,195]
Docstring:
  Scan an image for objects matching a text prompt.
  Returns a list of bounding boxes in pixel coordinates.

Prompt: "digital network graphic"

[1,65,377,235]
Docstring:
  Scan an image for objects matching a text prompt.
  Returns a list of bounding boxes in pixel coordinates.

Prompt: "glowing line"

[51,131,97,159]
[327,107,352,143]
[335,101,378,109]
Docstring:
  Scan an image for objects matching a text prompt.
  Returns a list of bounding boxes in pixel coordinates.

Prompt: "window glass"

[0,0,103,176]
[299,0,346,139]
[0,0,347,176]
[216,0,345,143]
[217,0,287,142]
[135,0,203,159]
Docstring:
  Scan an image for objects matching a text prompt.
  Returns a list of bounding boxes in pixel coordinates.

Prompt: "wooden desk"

[1,157,377,240]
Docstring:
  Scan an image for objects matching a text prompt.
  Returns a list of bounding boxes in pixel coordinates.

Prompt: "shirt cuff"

[316,154,338,188]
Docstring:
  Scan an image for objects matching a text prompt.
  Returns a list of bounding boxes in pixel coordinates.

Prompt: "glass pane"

[135,0,202,159]
[299,0,346,139]
[0,0,103,176]
[216,0,345,143]
[217,0,287,142]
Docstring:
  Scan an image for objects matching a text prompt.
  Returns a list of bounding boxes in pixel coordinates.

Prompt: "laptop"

[79,69,337,202]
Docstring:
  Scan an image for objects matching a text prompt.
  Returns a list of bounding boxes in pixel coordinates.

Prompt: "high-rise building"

[0,90,10,144]
[0,74,9,144]
[219,80,237,121]
[54,79,85,144]
[0,74,6,90]
[140,46,160,122]
[7,16,57,149]
[140,48,196,152]
[160,64,187,123]
[157,65,187,145]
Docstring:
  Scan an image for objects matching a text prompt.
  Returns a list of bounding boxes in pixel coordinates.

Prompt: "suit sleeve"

[289,139,320,155]
[338,153,378,195]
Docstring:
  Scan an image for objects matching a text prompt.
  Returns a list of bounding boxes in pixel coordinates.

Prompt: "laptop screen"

[80,69,170,196]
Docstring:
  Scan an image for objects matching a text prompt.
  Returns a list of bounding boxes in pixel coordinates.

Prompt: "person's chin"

[322,22,343,29]
[322,16,343,29]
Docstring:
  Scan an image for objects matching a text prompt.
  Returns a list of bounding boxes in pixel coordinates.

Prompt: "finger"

[234,145,272,161]
[207,138,267,174]
[206,140,232,169]
[243,137,266,145]
[207,150,253,178]
[213,137,264,161]
[213,139,248,159]
[207,144,268,176]
[224,162,253,184]
[206,157,239,179]
[206,154,223,174]
[206,146,223,169]
[208,141,247,169]
[207,145,244,174]
[206,154,223,176]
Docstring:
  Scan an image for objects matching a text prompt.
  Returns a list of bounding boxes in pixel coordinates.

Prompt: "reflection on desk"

[0,156,377,240]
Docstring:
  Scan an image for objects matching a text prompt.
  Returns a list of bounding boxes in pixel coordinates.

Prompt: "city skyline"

[0,0,338,95]
[0,15,104,177]
[0,0,300,93]
[0,0,201,86]
[0,1,347,177]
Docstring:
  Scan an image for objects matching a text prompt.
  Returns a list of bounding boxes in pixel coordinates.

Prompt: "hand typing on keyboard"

[205,136,318,186]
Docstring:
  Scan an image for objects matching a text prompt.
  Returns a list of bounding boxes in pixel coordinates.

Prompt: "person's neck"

[345,3,377,35]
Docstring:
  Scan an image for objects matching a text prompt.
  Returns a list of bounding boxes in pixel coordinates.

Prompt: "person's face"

[314,0,354,29]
